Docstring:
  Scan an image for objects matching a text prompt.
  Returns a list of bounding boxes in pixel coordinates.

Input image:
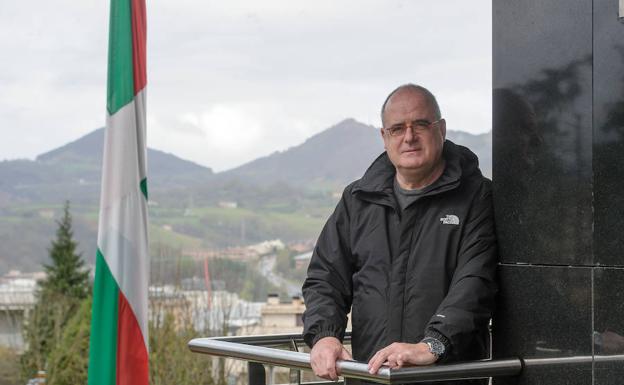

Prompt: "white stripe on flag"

[98,89,149,347]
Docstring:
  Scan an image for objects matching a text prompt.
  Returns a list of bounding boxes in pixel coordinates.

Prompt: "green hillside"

[0,201,334,275]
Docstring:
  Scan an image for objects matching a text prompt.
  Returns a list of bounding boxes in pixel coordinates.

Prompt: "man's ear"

[440,119,447,140]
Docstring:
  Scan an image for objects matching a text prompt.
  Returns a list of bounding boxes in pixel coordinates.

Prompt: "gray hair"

[380,84,442,126]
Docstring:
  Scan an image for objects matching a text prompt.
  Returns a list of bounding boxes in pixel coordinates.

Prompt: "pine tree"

[40,201,89,299]
[21,201,90,381]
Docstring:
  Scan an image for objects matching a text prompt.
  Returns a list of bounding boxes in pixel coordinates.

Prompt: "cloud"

[0,0,492,170]
[149,101,322,171]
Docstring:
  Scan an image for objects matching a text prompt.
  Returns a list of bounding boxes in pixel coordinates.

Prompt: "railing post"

[248,362,265,385]
[288,367,300,385]
[289,338,301,385]
[268,365,275,385]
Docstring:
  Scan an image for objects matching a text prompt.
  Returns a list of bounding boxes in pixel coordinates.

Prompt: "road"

[257,255,302,296]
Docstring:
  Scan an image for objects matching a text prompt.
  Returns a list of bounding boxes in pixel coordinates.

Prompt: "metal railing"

[189,333,525,384]
[189,333,624,384]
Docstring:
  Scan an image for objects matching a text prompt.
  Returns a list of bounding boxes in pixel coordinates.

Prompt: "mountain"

[0,128,214,206]
[0,120,491,208]
[220,119,384,188]
[0,120,491,273]
[221,118,492,188]
[37,127,213,180]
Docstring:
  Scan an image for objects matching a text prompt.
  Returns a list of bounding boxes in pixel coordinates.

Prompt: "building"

[292,251,312,270]
[260,294,305,335]
[148,285,263,335]
[0,271,43,351]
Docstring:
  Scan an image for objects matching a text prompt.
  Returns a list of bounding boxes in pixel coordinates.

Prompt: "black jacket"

[302,140,498,369]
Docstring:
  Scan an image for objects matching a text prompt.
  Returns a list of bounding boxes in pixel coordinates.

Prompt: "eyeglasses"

[383,119,443,137]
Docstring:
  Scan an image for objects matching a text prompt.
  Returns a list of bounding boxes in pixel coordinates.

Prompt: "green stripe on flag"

[107,0,134,115]
[88,249,120,385]
[140,178,148,200]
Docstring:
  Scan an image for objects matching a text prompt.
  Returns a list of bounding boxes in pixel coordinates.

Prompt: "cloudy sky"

[0,0,491,172]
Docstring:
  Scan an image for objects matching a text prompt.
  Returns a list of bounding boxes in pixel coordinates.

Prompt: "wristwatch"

[422,337,445,358]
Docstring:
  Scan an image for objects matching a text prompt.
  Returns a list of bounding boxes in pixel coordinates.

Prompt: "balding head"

[381,84,441,127]
[379,83,446,189]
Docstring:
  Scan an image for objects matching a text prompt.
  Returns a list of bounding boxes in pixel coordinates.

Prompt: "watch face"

[426,339,445,356]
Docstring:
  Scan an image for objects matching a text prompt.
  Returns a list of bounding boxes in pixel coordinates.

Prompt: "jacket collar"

[351,140,478,201]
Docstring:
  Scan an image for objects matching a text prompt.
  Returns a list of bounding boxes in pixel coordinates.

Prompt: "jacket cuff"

[304,326,344,348]
[423,328,451,357]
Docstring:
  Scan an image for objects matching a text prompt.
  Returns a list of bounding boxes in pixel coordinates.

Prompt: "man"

[302,84,498,384]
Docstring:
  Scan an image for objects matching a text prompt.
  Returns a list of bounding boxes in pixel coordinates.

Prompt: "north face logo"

[440,214,460,225]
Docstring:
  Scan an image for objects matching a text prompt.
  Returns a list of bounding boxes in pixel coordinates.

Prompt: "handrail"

[188,334,624,384]
[188,337,522,384]
[207,331,351,347]
[523,354,624,366]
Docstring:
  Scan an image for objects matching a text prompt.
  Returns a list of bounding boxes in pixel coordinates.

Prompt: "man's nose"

[403,123,418,142]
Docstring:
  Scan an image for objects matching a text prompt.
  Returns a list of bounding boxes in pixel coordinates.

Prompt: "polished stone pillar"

[492,1,624,384]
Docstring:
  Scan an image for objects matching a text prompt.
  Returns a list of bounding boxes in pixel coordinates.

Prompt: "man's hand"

[310,336,353,381]
[368,342,438,374]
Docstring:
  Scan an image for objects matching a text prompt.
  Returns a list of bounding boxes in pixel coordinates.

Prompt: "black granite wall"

[492,1,624,384]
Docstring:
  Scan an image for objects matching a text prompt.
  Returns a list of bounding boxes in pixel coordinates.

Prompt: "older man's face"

[381,90,446,175]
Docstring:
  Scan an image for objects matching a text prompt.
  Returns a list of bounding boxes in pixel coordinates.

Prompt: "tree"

[149,309,215,385]
[46,297,92,385]
[21,201,90,381]
[40,201,90,299]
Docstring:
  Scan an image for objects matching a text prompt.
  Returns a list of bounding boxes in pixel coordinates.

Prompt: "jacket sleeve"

[302,189,354,348]
[425,180,498,356]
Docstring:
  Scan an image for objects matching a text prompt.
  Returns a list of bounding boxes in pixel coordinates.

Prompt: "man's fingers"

[311,353,335,380]
[386,353,400,369]
[314,356,338,381]
[336,348,351,376]
[329,366,338,381]
[369,347,387,368]
[369,345,410,373]
[368,350,389,374]
[310,337,344,380]
[395,353,404,368]
[395,355,404,368]
[367,352,380,372]
[368,342,435,371]
[325,355,338,380]
[312,362,336,381]
[311,357,328,380]
[323,357,337,381]
[367,352,377,371]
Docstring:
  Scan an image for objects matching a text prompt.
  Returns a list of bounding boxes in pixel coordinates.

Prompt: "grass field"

[0,201,334,274]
